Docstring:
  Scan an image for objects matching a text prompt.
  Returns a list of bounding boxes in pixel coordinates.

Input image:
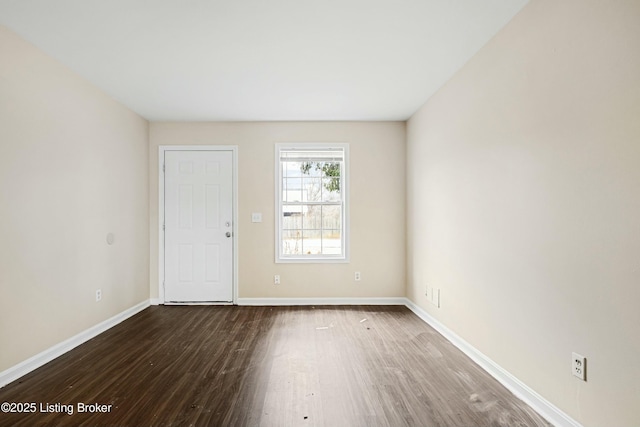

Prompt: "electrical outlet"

[355,271,361,281]
[274,275,280,285]
[95,289,102,302]
[572,352,586,381]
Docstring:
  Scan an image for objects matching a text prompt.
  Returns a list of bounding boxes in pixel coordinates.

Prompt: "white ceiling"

[0,0,528,121]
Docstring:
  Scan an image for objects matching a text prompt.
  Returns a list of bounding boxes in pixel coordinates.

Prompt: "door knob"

[226,232,232,238]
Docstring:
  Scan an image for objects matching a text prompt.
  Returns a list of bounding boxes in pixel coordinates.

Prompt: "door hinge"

[162,222,165,231]
[162,163,165,173]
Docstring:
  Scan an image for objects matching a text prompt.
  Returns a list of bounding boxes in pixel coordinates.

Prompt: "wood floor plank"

[0,306,550,427]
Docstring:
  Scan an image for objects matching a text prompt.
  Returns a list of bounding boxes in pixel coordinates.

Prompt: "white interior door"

[164,150,233,303]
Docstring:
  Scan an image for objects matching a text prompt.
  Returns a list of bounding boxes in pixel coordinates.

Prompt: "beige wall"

[150,122,406,300]
[406,1,640,426]
[0,26,149,372]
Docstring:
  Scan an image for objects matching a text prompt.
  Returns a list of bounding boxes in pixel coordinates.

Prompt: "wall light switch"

[252,213,262,223]
[427,287,440,308]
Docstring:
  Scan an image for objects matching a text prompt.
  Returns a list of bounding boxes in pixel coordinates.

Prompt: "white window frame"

[275,143,349,263]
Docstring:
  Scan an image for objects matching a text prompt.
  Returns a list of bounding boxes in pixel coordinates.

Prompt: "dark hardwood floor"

[0,306,550,427]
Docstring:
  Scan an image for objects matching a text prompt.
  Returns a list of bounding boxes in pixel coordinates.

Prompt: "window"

[276,143,349,263]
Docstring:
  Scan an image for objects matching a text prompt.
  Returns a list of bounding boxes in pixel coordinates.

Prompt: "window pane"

[302,230,321,255]
[322,230,342,255]
[282,220,302,255]
[284,178,303,202]
[322,205,341,230]
[303,177,322,202]
[283,161,304,178]
[282,208,302,229]
[322,177,341,202]
[282,231,302,255]
[302,162,322,177]
[303,205,321,229]
[322,205,342,255]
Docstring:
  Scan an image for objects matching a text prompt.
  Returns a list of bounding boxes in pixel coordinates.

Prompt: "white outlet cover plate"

[252,213,262,223]
[572,352,586,381]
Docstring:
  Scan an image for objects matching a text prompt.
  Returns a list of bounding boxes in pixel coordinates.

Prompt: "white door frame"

[158,145,238,304]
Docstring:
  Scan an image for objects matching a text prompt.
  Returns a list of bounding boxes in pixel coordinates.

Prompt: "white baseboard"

[237,297,407,306]
[0,299,150,389]
[403,298,583,427]
[150,298,162,305]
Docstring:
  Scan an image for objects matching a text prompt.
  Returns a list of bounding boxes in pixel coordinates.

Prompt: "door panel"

[165,150,233,302]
